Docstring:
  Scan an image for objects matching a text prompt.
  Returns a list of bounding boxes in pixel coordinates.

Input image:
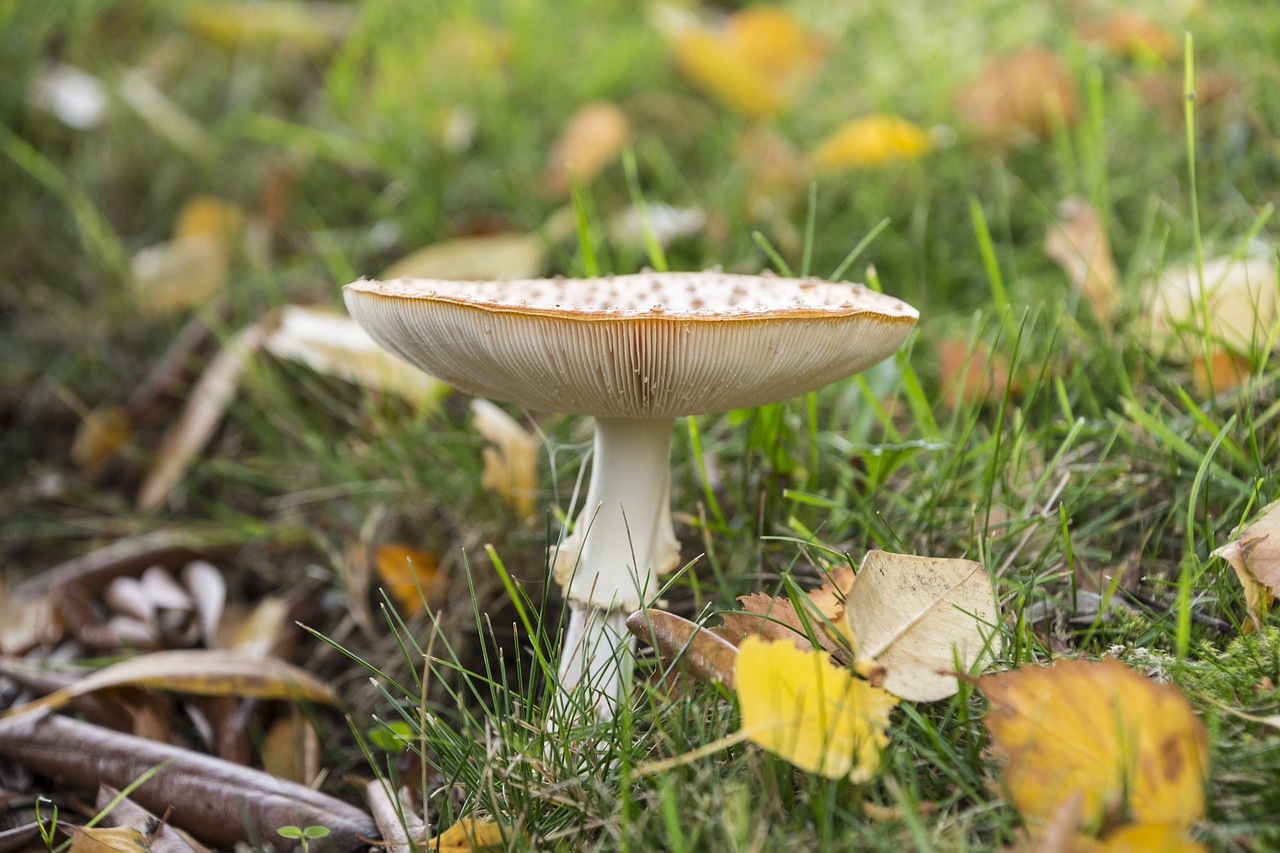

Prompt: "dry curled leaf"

[805,566,857,621]
[843,551,999,702]
[810,115,932,171]
[0,649,337,723]
[543,101,631,197]
[470,400,539,521]
[1045,198,1120,323]
[735,636,897,780]
[1212,501,1280,633]
[626,609,740,688]
[980,658,1208,845]
[719,592,847,661]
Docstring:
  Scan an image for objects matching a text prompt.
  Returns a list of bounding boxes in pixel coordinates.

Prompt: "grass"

[2,0,1279,850]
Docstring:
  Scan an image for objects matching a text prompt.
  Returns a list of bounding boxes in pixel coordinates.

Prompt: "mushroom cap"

[343,271,918,418]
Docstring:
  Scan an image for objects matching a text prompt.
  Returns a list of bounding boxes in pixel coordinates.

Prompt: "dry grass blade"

[366,780,425,853]
[0,714,374,851]
[138,318,278,511]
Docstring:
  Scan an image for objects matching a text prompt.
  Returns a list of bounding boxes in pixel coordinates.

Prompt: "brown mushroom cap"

[343,271,918,419]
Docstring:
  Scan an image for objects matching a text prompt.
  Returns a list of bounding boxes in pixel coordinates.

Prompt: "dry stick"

[0,715,375,852]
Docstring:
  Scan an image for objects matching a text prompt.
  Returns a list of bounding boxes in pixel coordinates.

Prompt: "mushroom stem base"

[556,603,634,720]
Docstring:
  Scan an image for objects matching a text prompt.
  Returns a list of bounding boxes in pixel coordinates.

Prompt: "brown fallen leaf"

[625,609,740,688]
[95,785,208,853]
[1078,11,1178,63]
[0,577,62,656]
[216,596,292,658]
[843,551,999,702]
[1212,501,1280,633]
[0,648,337,723]
[543,101,631,197]
[980,658,1208,847]
[1044,198,1120,324]
[956,48,1079,145]
[0,714,374,851]
[261,709,320,785]
[805,566,857,621]
[138,317,279,511]
[719,592,848,661]
[937,338,1021,409]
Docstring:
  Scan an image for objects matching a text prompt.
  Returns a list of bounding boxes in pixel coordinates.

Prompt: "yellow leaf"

[427,818,505,852]
[543,101,631,197]
[724,6,824,80]
[71,405,132,476]
[70,825,151,853]
[173,195,245,241]
[672,28,785,119]
[129,235,228,315]
[843,551,999,702]
[470,399,539,521]
[980,658,1208,837]
[375,543,445,617]
[735,635,897,780]
[810,115,932,171]
[657,4,824,119]
[1094,823,1207,853]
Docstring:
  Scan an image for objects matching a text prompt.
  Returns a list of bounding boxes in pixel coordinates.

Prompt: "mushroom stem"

[556,416,678,716]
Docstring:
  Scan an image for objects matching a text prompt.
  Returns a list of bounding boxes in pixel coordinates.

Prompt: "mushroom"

[343,270,918,718]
